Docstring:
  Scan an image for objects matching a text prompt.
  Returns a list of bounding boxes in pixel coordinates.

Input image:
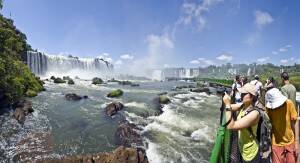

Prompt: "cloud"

[164,64,170,68]
[254,10,274,29]
[115,60,123,65]
[102,53,110,57]
[203,59,214,65]
[147,34,174,50]
[272,44,293,55]
[97,53,113,62]
[216,54,233,62]
[278,48,287,52]
[245,10,273,46]
[120,54,134,60]
[176,0,223,31]
[189,57,214,67]
[280,59,288,64]
[245,32,260,46]
[280,57,295,64]
[257,57,270,63]
[118,33,174,76]
[190,60,200,64]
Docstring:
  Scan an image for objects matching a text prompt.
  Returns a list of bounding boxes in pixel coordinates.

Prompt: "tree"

[0,0,3,10]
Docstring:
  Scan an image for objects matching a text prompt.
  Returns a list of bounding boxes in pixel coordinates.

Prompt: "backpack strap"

[243,108,261,142]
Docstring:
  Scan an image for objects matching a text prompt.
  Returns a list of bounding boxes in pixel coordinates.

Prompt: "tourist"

[265,88,297,163]
[264,76,275,91]
[250,75,263,97]
[231,75,242,103]
[224,83,261,162]
[241,76,248,86]
[281,72,297,108]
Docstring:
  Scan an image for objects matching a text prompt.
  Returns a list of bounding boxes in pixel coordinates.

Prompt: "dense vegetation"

[0,4,43,107]
[198,78,233,87]
[197,63,300,91]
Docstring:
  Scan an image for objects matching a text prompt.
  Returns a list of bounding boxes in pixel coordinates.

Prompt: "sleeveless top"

[237,108,259,161]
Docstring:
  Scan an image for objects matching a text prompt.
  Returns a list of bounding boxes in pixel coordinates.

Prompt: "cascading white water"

[26,51,113,77]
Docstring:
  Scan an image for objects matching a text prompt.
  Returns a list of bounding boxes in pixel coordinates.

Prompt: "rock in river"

[36,146,148,163]
[65,93,88,101]
[105,102,124,116]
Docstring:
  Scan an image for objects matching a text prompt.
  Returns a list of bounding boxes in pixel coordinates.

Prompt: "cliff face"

[0,13,43,107]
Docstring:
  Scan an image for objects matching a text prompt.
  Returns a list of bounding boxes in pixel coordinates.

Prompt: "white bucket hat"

[265,88,287,109]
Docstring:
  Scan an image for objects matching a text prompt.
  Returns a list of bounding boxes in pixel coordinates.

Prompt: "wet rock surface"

[37,146,148,163]
[65,93,88,101]
[115,121,143,147]
[105,102,124,116]
[13,99,34,123]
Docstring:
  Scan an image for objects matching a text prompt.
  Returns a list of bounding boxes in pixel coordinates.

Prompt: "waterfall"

[26,51,113,76]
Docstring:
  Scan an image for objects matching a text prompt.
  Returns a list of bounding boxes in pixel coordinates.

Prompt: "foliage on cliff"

[0,10,43,106]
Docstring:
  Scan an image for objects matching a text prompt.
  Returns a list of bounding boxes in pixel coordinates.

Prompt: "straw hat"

[237,83,257,96]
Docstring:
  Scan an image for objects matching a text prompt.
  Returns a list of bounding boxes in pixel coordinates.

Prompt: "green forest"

[0,1,43,107]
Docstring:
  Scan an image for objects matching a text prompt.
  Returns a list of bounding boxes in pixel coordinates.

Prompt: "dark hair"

[235,75,240,81]
[254,75,259,80]
[281,72,289,80]
[242,77,248,83]
[268,76,275,83]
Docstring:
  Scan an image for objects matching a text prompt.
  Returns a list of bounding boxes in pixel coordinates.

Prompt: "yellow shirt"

[237,108,259,161]
[267,99,297,146]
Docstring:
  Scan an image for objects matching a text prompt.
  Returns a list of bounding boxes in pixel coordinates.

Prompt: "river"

[0,79,221,163]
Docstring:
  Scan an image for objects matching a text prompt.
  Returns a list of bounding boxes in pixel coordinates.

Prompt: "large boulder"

[13,100,33,123]
[130,83,140,87]
[68,79,75,85]
[108,78,119,83]
[53,77,66,84]
[159,95,170,104]
[14,108,26,123]
[63,76,72,80]
[190,87,210,93]
[92,77,103,85]
[65,93,83,101]
[36,146,148,163]
[118,80,132,85]
[105,102,124,116]
[115,121,143,147]
[107,89,123,98]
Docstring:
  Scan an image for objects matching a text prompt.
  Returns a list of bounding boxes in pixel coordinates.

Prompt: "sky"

[2,0,300,74]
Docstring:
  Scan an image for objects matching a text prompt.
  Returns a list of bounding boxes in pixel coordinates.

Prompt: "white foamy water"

[0,80,220,163]
[141,91,220,163]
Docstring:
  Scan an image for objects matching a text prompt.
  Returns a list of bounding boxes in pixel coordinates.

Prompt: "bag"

[245,107,272,162]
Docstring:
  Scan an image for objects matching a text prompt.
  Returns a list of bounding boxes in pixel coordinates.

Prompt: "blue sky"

[2,0,300,71]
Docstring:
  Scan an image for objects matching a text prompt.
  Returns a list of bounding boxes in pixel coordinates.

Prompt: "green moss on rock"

[159,95,170,104]
[107,89,123,98]
[25,89,37,97]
